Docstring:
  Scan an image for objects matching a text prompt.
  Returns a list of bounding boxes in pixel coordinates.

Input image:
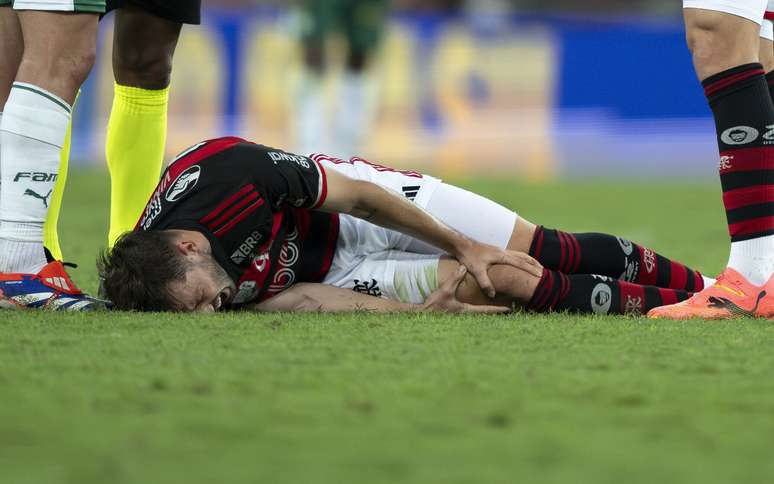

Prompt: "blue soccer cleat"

[0,261,111,311]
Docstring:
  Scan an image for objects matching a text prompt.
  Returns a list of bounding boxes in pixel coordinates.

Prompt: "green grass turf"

[3,170,773,484]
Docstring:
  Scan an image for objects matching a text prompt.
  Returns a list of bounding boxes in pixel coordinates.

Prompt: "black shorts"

[106,0,201,25]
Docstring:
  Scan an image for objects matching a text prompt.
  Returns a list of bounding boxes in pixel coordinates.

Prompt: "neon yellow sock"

[43,92,77,262]
[106,83,169,247]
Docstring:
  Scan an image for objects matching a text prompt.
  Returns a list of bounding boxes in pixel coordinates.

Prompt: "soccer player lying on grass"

[96,137,714,315]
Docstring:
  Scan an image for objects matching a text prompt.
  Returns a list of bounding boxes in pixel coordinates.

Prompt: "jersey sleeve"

[243,144,328,210]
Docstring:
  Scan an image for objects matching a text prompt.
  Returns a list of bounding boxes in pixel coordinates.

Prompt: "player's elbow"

[347,180,386,219]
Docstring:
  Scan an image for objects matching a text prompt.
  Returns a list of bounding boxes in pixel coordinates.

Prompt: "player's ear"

[174,239,201,257]
[168,229,208,258]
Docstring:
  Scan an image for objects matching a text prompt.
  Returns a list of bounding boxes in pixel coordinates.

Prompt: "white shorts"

[313,154,518,304]
[683,0,774,39]
[1,0,105,13]
[684,0,767,24]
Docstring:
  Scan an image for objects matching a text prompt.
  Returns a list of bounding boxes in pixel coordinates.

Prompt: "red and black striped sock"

[528,226,706,291]
[766,70,774,100]
[525,269,692,315]
[703,63,774,242]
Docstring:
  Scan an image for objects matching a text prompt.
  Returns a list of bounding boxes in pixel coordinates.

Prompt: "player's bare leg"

[105,5,182,246]
[0,6,23,108]
[650,4,774,319]
[0,5,23,218]
[436,257,692,316]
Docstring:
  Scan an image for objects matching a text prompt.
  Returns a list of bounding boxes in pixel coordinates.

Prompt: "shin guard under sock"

[526,269,691,315]
[529,226,705,291]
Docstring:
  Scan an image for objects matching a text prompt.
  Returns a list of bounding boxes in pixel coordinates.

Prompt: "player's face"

[167,255,236,312]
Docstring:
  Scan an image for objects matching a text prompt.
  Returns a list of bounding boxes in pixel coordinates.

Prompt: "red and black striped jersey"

[136,137,339,306]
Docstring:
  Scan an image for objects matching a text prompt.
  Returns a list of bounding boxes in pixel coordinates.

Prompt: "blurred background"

[73,0,713,181]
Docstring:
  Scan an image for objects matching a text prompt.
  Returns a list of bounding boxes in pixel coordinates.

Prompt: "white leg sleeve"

[762,19,774,40]
[403,182,518,253]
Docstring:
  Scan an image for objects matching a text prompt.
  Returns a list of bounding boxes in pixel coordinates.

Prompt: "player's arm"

[317,168,542,298]
[249,267,508,313]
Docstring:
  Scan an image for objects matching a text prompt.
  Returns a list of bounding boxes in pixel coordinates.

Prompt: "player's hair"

[98,231,189,311]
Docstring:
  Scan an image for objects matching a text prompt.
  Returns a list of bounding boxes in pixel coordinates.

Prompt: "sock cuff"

[1,84,71,148]
[0,221,44,242]
[113,82,170,113]
[528,225,545,259]
[702,63,765,100]
[766,70,774,87]
[10,82,71,114]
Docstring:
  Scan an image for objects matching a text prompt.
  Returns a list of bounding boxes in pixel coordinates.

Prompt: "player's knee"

[488,264,539,304]
[44,46,96,91]
[685,13,760,78]
[347,50,369,72]
[303,44,325,73]
[114,46,174,89]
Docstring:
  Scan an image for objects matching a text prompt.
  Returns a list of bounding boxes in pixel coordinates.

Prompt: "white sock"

[295,71,328,155]
[333,72,377,157]
[0,83,71,274]
[727,235,774,286]
[0,111,3,199]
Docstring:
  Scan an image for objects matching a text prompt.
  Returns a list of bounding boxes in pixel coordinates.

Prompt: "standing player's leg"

[650,2,774,319]
[295,0,334,155]
[42,90,77,262]
[0,10,97,274]
[105,4,183,246]
[333,0,386,157]
[0,5,22,107]
[0,4,23,223]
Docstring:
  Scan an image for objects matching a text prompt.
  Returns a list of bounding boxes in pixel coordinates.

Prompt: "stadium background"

[70,0,711,180]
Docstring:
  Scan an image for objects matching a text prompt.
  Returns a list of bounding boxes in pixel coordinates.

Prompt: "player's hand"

[453,241,543,299]
[422,266,510,314]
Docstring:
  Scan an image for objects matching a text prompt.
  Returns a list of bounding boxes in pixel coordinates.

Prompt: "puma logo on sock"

[24,188,53,208]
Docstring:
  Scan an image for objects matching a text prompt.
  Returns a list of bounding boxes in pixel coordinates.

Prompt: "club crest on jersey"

[165,165,201,202]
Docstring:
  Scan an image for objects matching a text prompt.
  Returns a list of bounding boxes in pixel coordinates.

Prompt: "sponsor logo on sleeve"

[268,151,311,168]
[165,165,201,202]
[140,171,172,230]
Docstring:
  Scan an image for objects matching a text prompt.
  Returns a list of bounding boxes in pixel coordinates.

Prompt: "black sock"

[525,269,692,315]
[528,226,705,291]
[766,70,774,101]
[703,63,774,241]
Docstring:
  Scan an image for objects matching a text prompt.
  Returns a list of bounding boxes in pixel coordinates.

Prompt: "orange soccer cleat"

[647,268,773,320]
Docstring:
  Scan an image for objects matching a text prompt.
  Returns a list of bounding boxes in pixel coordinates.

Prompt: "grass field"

[3,169,774,484]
